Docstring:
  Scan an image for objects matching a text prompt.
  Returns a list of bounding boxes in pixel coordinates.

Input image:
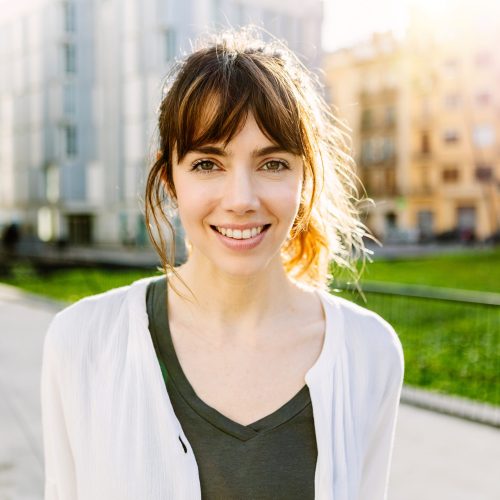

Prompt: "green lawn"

[0,264,157,304]
[2,247,499,406]
[336,290,499,406]
[354,247,500,293]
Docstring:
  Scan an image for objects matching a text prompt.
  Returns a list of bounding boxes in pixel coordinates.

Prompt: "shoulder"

[43,276,157,362]
[320,290,404,379]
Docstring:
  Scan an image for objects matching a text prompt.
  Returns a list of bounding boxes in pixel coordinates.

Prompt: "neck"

[167,254,305,344]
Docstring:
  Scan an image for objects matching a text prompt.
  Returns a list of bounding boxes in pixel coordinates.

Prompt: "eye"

[190,159,220,174]
[261,160,290,173]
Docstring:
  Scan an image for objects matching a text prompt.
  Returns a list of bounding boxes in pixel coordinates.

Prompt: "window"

[443,129,459,143]
[444,94,460,108]
[442,167,459,182]
[382,137,395,160]
[361,109,373,130]
[442,58,459,78]
[68,214,93,244]
[385,106,396,126]
[475,164,493,182]
[371,137,384,163]
[64,124,77,157]
[473,125,495,147]
[164,28,176,62]
[475,51,491,67]
[45,164,60,203]
[64,43,76,74]
[361,139,372,165]
[63,2,76,33]
[476,92,491,106]
[421,132,431,153]
[63,84,76,114]
[418,210,434,239]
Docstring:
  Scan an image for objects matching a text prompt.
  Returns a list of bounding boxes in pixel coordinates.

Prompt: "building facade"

[324,4,500,243]
[0,0,323,249]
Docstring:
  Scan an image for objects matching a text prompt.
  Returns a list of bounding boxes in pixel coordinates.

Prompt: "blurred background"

[0,0,499,499]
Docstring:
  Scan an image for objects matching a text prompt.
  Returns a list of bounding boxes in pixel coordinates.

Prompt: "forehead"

[173,79,303,165]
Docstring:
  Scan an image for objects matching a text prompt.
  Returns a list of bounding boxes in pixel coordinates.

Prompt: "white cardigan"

[41,276,404,500]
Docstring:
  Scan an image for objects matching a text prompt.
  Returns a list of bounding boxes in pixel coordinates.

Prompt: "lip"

[210,222,270,230]
[210,224,271,251]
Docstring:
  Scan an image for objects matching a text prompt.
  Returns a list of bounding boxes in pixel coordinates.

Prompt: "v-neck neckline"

[147,276,313,441]
[135,275,337,442]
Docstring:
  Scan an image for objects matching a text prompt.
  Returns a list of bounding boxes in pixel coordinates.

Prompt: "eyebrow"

[189,145,289,158]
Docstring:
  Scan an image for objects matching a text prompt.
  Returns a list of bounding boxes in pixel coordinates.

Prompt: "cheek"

[174,179,215,226]
[264,179,302,218]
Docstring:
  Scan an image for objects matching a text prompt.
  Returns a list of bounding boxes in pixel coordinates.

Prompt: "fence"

[336,281,500,427]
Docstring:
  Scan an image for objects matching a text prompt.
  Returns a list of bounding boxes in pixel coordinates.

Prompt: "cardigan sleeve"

[357,328,404,500]
[40,313,78,500]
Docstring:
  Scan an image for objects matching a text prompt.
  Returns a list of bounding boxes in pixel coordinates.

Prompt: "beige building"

[324,4,500,243]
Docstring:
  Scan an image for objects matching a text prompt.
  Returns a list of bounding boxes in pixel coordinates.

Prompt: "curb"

[401,385,500,428]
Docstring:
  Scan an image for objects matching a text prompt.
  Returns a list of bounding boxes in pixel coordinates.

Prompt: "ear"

[156,150,162,161]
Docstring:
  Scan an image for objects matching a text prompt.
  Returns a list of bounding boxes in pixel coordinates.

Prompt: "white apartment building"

[0,0,323,249]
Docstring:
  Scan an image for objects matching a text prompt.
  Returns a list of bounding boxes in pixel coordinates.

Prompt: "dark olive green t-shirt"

[146,276,317,499]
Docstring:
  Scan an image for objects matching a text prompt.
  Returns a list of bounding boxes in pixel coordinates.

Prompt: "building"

[0,0,323,250]
[324,2,500,243]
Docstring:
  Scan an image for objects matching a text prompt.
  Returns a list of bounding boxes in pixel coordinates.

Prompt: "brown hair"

[144,26,377,299]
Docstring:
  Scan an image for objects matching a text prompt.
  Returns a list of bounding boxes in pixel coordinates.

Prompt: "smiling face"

[172,112,304,278]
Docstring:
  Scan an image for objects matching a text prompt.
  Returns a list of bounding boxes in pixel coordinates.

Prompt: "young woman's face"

[172,112,304,277]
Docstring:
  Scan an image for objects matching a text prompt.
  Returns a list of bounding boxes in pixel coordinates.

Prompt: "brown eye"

[190,160,219,174]
[261,160,289,173]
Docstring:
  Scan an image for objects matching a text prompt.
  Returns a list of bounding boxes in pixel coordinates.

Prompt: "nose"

[219,168,260,215]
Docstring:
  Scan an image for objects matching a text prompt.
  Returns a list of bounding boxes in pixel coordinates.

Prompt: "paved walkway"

[0,285,499,500]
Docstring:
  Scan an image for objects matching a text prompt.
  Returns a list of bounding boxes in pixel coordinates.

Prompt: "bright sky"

[322,0,410,52]
[322,0,499,52]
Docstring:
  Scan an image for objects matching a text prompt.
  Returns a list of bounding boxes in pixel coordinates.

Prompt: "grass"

[336,289,499,406]
[2,247,499,406]
[0,263,156,304]
[354,247,500,293]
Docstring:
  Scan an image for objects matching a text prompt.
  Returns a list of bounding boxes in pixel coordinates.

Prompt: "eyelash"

[190,159,290,175]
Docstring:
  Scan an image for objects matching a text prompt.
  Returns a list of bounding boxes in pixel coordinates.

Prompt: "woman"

[41,27,404,500]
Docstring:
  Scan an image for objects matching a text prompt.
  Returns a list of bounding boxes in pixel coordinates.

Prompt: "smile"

[209,224,271,250]
[212,225,270,240]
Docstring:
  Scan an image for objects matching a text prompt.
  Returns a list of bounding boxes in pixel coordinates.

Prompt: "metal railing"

[335,280,500,426]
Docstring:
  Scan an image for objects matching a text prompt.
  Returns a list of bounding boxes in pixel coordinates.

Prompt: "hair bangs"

[174,51,306,160]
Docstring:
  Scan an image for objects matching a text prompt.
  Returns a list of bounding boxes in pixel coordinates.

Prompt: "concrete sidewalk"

[0,285,498,500]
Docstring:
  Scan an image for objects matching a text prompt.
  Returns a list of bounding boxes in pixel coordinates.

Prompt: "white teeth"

[215,225,265,239]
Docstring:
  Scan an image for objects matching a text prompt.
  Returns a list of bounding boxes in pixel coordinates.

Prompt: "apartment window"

[418,210,434,239]
[442,167,459,182]
[63,2,76,33]
[442,57,459,78]
[361,139,373,165]
[473,124,495,147]
[475,164,493,182]
[371,137,385,163]
[63,84,76,114]
[164,28,176,62]
[443,128,459,143]
[475,51,491,67]
[444,94,460,108]
[385,106,396,126]
[421,131,431,153]
[382,137,395,160]
[68,214,93,244]
[64,124,77,156]
[361,109,373,130]
[64,43,76,74]
[476,91,491,106]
